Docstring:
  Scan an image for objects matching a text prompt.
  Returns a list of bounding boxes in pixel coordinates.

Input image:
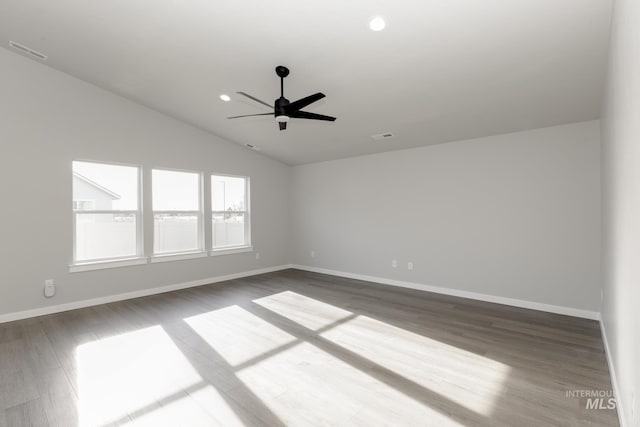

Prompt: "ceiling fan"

[228,66,336,131]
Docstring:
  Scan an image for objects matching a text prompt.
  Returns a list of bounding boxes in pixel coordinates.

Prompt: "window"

[72,161,141,263]
[152,169,203,255]
[71,163,251,270]
[211,175,250,249]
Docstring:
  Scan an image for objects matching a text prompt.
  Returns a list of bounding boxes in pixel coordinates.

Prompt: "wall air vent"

[371,132,395,141]
[9,41,48,61]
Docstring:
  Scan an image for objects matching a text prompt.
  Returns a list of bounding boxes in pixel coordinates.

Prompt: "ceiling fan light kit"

[228,65,336,131]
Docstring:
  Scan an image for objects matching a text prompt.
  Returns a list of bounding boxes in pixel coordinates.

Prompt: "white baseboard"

[0,264,294,324]
[291,264,600,320]
[600,320,628,427]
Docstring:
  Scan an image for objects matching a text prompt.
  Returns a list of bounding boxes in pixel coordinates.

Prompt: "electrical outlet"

[44,279,55,298]
[310,250,315,258]
[391,259,397,268]
[255,252,260,260]
[407,262,413,271]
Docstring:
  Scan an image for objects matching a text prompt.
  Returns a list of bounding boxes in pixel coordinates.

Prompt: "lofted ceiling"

[0,0,612,165]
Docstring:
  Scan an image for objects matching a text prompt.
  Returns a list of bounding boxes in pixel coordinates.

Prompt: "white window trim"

[72,160,144,267]
[151,251,208,263]
[211,174,251,250]
[69,257,148,273]
[209,245,253,256]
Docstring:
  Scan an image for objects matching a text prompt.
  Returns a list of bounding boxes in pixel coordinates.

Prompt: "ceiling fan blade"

[285,92,326,113]
[236,91,273,109]
[291,110,336,121]
[227,113,273,119]
[279,122,287,131]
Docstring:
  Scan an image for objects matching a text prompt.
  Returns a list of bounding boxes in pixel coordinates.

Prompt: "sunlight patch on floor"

[320,315,511,416]
[235,341,467,426]
[184,305,296,366]
[125,385,245,427]
[186,384,247,426]
[253,291,354,330]
[75,326,205,426]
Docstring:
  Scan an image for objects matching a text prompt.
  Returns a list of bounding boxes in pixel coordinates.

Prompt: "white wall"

[601,0,640,423]
[292,121,601,312]
[0,48,290,317]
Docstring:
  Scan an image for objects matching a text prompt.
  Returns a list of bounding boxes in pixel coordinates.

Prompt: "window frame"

[151,167,205,256]
[71,160,144,266]
[210,173,251,252]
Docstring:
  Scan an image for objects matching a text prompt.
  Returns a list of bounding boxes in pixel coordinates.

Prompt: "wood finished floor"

[0,269,618,426]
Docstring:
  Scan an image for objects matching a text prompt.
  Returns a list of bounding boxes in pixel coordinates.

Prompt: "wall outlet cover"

[44,280,55,298]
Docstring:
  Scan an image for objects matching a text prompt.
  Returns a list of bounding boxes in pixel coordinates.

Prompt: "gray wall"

[601,0,640,424]
[0,48,291,315]
[292,121,602,312]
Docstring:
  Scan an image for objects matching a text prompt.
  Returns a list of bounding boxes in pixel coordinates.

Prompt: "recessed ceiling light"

[220,94,231,102]
[369,16,386,32]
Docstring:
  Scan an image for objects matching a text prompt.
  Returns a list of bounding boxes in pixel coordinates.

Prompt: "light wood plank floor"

[0,269,618,426]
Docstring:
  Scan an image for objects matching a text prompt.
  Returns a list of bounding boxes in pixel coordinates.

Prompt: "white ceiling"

[0,0,612,165]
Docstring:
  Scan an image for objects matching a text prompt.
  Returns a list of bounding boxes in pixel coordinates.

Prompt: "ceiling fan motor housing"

[275,97,290,121]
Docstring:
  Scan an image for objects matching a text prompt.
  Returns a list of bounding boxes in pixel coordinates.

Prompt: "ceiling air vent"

[371,132,395,141]
[9,41,48,61]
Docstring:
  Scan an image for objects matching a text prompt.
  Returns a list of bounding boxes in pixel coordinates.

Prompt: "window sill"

[68,247,252,272]
[69,257,148,273]
[209,246,253,256]
[150,251,208,264]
